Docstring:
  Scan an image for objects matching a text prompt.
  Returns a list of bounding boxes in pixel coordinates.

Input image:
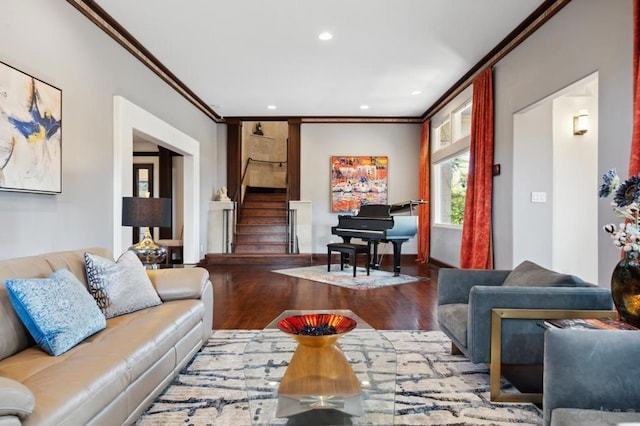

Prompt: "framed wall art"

[0,61,62,194]
[331,156,388,213]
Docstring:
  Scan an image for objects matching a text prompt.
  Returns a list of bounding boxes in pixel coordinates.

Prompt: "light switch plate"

[531,192,547,203]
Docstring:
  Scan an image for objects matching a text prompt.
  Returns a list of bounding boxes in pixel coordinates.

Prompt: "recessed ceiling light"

[360,105,369,110]
[411,91,422,95]
[267,105,277,110]
[318,32,333,41]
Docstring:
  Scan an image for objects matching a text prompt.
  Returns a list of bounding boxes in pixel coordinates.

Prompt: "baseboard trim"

[428,257,456,269]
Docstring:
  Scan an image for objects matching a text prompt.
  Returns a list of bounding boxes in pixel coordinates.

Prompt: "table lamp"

[122,197,171,268]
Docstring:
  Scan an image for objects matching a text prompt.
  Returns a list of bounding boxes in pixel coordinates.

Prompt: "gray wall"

[433,0,631,286]
[494,0,632,287]
[301,123,421,254]
[0,0,219,260]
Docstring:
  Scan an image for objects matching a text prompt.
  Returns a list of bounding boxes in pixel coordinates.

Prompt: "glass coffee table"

[243,309,396,425]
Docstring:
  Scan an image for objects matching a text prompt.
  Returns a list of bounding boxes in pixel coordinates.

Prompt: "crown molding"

[421,0,572,121]
[225,116,423,124]
[300,116,423,124]
[66,0,224,123]
[67,0,569,125]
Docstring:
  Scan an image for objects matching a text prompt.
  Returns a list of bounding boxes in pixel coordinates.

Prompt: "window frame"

[451,100,473,142]
[431,96,472,228]
[433,118,451,151]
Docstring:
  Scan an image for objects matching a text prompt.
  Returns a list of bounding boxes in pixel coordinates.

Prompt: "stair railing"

[287,206,298,254]
[223,202,235,254]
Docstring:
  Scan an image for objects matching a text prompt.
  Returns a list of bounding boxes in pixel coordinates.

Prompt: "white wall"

[552,85,598,282]
[0,0,218,260]
[513,102,553,266]
[301,123,421,255]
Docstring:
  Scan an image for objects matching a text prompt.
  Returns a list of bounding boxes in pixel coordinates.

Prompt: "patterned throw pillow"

[5,269,106,356]
[84,251,162,318]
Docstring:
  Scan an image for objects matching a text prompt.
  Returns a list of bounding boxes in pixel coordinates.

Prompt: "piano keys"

[331,203,419,276]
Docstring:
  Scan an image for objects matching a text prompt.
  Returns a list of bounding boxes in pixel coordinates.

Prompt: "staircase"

[201,187,312,266]
[233,189,288,254]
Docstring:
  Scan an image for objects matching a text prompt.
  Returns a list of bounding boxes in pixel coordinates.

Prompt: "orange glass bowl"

[277,313,357,347]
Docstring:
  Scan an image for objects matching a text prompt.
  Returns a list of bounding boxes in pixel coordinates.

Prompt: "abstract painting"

[331,156,388,212]
[0,62,62,194]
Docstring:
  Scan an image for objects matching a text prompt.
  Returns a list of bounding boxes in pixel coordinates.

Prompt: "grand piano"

[331,202,421,276]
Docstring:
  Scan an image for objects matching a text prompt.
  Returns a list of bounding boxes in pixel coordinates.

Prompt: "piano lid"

[390,199,427,216]
[357,204,391,218]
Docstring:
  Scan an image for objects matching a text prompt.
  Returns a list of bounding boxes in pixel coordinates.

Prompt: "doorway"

[513,73,599,282]
[226,119,301,204]
[113,96,200,263]
[132,162,154,243]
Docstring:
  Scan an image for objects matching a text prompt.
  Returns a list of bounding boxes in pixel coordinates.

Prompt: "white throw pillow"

[84,251,162,318]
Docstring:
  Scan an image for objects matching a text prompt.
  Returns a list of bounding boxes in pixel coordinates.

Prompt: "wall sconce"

[573,109,589,135]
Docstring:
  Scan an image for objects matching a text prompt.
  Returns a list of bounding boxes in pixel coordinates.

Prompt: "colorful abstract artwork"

[331,156,388,213]
[0,62,62,194]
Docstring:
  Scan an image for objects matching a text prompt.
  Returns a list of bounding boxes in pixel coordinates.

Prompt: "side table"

[489,308,617,403]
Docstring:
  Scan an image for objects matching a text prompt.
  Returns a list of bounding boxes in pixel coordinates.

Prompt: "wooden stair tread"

[234,190,291,255]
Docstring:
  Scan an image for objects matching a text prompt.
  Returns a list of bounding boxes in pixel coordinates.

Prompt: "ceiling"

[93,0,546,119]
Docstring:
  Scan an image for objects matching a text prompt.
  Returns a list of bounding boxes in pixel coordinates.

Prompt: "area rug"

[136,330,542,425]
[271,264,425,290]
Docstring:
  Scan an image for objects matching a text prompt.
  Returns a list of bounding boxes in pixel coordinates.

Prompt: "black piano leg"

[371,242,380,270]
[391,241,402,276]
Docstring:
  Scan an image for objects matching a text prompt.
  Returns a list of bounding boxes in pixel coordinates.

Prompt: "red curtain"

[630,0,640,176]
[416,120,430,263]
[460,68,494,269]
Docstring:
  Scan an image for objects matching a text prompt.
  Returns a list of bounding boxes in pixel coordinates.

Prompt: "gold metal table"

[490,308,617,403]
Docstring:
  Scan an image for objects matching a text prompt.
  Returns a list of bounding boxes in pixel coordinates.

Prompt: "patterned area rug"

[136,330,542,425]
[271,265,425,290]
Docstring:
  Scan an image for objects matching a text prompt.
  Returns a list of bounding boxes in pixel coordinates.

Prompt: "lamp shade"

[122,197,171,228]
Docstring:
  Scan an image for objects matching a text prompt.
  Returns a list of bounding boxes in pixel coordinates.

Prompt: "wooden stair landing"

[202,253,312,266]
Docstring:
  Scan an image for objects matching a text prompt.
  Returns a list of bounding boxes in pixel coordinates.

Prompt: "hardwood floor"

[206,258,441,330]
[204,258,542,395]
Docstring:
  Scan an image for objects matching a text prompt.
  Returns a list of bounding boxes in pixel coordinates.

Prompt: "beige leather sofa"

[0,248,213,425]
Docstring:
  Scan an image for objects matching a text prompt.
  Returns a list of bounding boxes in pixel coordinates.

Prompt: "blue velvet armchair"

[544,328,640,426]
[437,262,613,364]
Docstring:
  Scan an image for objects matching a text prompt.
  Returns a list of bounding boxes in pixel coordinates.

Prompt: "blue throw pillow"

[5,269,106,356]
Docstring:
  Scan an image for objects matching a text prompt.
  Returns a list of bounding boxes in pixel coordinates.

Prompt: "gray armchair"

[437,262,613,364]
[544,328,640,426]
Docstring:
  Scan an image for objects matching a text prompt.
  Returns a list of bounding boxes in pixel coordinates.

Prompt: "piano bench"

[327,243,370,277]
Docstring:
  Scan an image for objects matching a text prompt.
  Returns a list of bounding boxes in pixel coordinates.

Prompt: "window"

[452,101,472,141]
[434,151,469,225]
[434,119,451,150]
[431,96,472,227]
